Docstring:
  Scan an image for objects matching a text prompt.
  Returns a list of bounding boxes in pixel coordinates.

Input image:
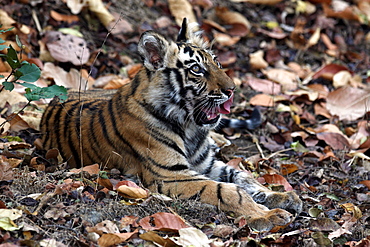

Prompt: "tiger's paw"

[239,208,293,232]
[253,191,302,215]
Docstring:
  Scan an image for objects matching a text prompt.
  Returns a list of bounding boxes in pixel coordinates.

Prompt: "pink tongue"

[218,94,234,114]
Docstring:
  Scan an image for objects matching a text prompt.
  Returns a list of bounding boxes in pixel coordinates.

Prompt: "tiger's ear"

[176,18,188,42]
[176,18,209,49]
[138,31,170,71]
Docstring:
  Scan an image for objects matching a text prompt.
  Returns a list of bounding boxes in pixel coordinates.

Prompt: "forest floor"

[0,0,370,246]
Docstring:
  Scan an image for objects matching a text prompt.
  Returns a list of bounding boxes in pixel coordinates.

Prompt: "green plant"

[0,26,67,129]
[0,27,67,101]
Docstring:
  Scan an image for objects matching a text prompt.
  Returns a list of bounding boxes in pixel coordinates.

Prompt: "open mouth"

[196,94,234,125]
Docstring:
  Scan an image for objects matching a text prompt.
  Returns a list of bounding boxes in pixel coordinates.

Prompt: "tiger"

[40,18,302,232]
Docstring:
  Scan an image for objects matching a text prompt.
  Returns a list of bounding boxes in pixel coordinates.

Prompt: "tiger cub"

[41,19,302,232]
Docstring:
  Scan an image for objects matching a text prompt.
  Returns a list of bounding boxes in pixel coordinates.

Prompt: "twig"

[0,100,31,129]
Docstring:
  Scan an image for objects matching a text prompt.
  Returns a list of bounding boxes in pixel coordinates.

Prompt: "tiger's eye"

[191,65,201,73]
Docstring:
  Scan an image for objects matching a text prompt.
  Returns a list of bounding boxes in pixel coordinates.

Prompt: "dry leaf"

[139,212,188,231]
[42,62,93,89]
[0,90,28,108]
[305,27,321,49]
[262,68,297,92]
[333,70,352,88]
[64,0,87,14]
[116,185,148,199]
[43,31,90,65]
[326,86,370,121]
[312,64,350,80]
[262,174,293,191]
[213,32,240,46]
[245,75,281,95]
[168,0,197,26]
[88,0,115,28]
[249,50,268,70]
[139,231,177,247]
[215,7,251,36]
[50,10,79,24]
[310,218,341,231]
[98,230,138,247]
[171,227,211,246]
[229,0,282,4]
[86,220,119,235]
[280,164,298,175]
[249,94,275,107]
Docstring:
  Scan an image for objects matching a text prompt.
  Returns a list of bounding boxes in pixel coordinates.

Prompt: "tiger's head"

[138,18,235,129]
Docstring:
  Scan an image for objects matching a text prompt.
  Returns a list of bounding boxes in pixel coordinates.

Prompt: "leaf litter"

[0,0,370,246]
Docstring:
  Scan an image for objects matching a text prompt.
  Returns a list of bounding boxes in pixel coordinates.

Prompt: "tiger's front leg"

[202,161,303,215]
[142,169,293,232]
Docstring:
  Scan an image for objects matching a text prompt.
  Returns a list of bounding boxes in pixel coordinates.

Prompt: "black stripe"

[217,183,225,204]
[147,157,188,171]
[236,186,244,204]
[64,101,83,166]
[219,166,228,182]
[191,145,211,166]
[109,98,147,163]
[203,157,216,175]
[53,104,67,161]
[41,107,55,148]
[189,185,206,200]
[80,101,105,164]
[136,100,185,138]
[162,178,209,183]
[228,169,237,183]
[147,128,186,157]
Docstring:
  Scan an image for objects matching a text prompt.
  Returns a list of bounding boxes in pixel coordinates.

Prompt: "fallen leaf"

[340,203,362,219]
[312,63,350,80]
[168,0,197,26]
[42,62,93,89]
[0,217,21,231]
[310,217,341,232]
[139,231,177,247]
[262,68,297,92]
[215,7,251,36]
[64,0,87,14]
[50,10,79,24]
[333,70,352,88]
[245,75,281,95]
[249,50,268,69]
[262,174,293,191]
[43,31,90,65]
[249,94,274,107]
[98,230,138,247]
[0,209,22,220]
[280,164,299,175]
[316,132,350,150]
[230,0,282,4]
[326,86,370,121]
[116,184,149,199]
[88,0,115,28]
[86,220,119,235]
[171,227,211,246]
[139,212,188,231]
[213,32,240,46]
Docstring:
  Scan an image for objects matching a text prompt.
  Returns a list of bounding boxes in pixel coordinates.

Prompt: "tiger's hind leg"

[201,161,302,215]
[143,169,293,232]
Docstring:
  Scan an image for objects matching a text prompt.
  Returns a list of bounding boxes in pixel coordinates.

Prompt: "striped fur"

[41,19,301,232]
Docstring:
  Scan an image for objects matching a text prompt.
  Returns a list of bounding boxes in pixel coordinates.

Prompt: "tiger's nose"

[222,88,235,97]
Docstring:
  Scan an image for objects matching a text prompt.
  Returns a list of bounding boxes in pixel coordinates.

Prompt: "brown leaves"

[326,86,370,121]
[139,212,188,231]
[42,31,90,65]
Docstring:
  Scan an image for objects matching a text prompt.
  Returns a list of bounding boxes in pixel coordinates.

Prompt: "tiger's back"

[41,19,302,232]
